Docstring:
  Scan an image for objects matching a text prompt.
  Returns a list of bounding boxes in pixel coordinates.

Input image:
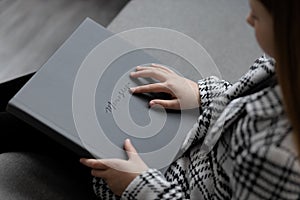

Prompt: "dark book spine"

[6,103,93,158]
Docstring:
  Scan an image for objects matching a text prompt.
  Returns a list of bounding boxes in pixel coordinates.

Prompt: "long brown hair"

[259,0,300,153]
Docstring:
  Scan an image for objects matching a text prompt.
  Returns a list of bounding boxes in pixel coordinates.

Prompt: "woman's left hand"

[80,139,148,196]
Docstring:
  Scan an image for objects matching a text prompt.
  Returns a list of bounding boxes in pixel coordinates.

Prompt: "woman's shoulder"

[233,83,292,150]
[230,83,298,161]
[245,84,283,118]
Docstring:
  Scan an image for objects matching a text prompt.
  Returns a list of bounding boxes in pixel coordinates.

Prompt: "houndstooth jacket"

[93,56,300,199]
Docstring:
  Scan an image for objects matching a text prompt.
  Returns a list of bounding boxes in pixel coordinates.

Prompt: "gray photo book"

[6,18,199,171]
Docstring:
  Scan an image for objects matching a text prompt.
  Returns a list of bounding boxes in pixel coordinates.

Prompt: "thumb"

[150,99,180,110]
[124,139,138,160]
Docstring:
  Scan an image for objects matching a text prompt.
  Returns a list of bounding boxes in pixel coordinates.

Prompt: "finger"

[97,158,127,170]
[135,66,171,79]
[149,99,180,110]
[135,65,151,71]
[135,65,166,73]
[135,65,172,76]
[150,63,174,73]
[130,83,169,94]
[79,158,109,170]
[130,69,167,82]
[124,139,138,160]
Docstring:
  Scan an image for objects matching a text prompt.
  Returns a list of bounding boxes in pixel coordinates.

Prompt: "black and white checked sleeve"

[121,169,185,200]
[198,76,232,110]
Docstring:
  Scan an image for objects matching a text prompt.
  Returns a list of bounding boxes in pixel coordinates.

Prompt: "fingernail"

[126,138,131,143]
[149,101,155,107]
[130,72,135,76]
[129,88,135,93]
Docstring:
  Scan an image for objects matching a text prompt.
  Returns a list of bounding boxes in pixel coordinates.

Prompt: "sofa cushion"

[0,152,96,200]
[108,0,262,83]
[0,0,129,84]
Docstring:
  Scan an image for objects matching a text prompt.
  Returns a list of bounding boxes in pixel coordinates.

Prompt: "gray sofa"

[0,0,261,199]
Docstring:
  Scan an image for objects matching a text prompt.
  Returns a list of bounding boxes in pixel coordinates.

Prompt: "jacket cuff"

[121,169,170,199]
[198,76,231,110]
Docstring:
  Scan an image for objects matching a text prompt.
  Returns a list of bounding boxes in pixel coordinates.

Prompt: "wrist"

[190,80,201,108]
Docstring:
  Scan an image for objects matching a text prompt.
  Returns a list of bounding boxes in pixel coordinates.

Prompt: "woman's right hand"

[130,64,200,110]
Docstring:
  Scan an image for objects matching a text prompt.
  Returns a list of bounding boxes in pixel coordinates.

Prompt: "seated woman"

[0,0,299,199]
[80,0,300,199]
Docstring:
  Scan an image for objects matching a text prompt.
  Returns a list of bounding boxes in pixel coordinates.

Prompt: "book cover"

[6,18,199,171]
